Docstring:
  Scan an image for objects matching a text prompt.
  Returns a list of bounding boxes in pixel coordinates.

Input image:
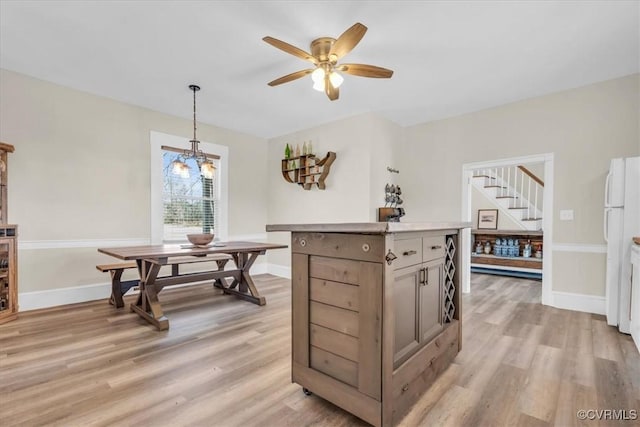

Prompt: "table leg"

[130,260,169,330]
[238,253,249,293]
[228,253,242,290]
[218,251,266,306]
[213,259,229,289]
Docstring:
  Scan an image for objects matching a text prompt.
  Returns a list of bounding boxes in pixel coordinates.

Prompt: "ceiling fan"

[263,22,393,101]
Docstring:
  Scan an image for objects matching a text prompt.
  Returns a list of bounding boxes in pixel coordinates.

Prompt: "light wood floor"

[1,274,638,426]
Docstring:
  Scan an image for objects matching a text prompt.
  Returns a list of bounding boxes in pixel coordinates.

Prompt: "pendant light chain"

[171,84,215,179]
[192,85,198,143]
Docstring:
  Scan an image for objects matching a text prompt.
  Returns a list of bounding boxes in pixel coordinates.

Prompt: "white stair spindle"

[513,166,517,207]
[535,185,538,219]
[527,179,531,219]
[501,167,504,197]
[520,169,524,208]
[507,167,511,198]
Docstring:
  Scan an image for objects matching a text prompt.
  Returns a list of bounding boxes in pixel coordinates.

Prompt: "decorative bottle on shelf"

[302,141,308,155]
[308,140,313,155]
[295,144,300,157]
[285,143,291,159]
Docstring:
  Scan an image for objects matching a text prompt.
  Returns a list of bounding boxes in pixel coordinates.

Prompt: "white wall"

[398,74,640,296]
[368,117,403,220]
[266,113,402,270]
[0,69,268,297]
[471,186,522,230]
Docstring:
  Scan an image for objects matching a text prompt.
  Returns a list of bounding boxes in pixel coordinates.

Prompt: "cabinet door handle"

[403,250,417,256]
[431,245,442,250]
[424,267,429,286]
[419,267,426,285]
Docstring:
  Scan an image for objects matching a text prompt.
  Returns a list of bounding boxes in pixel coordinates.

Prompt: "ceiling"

[1,1,638,139]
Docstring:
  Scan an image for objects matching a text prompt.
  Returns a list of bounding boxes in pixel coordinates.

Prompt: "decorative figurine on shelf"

[475,241,482,254]
[484,241,491,254]
[535,244,543,259]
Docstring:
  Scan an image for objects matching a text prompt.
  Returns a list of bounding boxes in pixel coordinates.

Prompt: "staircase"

[472,165,544,231]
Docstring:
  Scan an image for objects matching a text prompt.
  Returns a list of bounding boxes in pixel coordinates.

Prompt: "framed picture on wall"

[477,209,498,230]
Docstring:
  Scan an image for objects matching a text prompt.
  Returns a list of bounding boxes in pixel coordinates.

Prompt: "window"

[150,131,228,244]
[161,150,219,242]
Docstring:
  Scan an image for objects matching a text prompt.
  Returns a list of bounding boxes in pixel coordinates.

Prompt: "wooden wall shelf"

[281,152,336,190]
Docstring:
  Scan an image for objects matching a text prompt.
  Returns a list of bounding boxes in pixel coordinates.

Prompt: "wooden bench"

[97,254,233,308]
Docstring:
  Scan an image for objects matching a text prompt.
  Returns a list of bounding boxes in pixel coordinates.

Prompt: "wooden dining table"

[98,241,287,330]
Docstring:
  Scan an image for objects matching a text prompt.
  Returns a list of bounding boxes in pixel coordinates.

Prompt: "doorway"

[461,153,554,305]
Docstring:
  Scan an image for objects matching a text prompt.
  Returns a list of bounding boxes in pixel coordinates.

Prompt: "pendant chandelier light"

[171,84,216,179]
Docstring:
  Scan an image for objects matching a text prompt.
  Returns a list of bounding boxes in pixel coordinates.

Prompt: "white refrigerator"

[605,156,640,333]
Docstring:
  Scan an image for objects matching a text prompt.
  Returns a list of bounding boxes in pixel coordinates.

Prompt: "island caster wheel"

[302,388,313,396]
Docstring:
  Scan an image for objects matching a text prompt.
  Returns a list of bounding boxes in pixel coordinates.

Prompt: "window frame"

[150,131,228,244]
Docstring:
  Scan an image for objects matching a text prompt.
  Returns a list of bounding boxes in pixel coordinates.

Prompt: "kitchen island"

[265,222,471,426]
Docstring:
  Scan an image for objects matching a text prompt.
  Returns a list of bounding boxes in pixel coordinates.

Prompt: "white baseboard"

[20,282,112,311]
[18,262,289,312]
[551,291,606,315]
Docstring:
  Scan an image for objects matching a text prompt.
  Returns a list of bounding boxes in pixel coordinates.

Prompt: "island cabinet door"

[419,259,444,344]
[393,264,420,367]
[291,252,383,403]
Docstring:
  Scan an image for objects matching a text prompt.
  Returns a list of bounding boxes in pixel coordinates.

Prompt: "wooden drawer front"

[423,235,445,262]
[394,238,423,270]
[310,256,360,285]
[310,301,359,337]
[392,339,458,425]
[391,321,459,424]
[311,323,359,362]
[310,278,359,311]
[392,321,458,398]
[292,232,384,263]
[311,346,358,388]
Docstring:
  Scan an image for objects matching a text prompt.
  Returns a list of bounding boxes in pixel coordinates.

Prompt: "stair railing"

[474,165,544,220]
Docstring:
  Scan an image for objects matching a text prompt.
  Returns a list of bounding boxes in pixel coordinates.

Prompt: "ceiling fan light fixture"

[329,71,344,88]
[311,67,325,83]
[263,22,393,101]
[312,79,325,92]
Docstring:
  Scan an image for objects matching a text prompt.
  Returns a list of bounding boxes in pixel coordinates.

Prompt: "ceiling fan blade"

[268,69,314,86]
[338,63,394,78]
[330,23,367,59]
[263,36,317,64]
[325,78,339,101]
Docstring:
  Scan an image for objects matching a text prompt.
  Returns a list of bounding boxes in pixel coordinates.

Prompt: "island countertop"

[265,221,472,233]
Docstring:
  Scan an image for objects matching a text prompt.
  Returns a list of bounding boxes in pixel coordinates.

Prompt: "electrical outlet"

[560,210,574,221]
